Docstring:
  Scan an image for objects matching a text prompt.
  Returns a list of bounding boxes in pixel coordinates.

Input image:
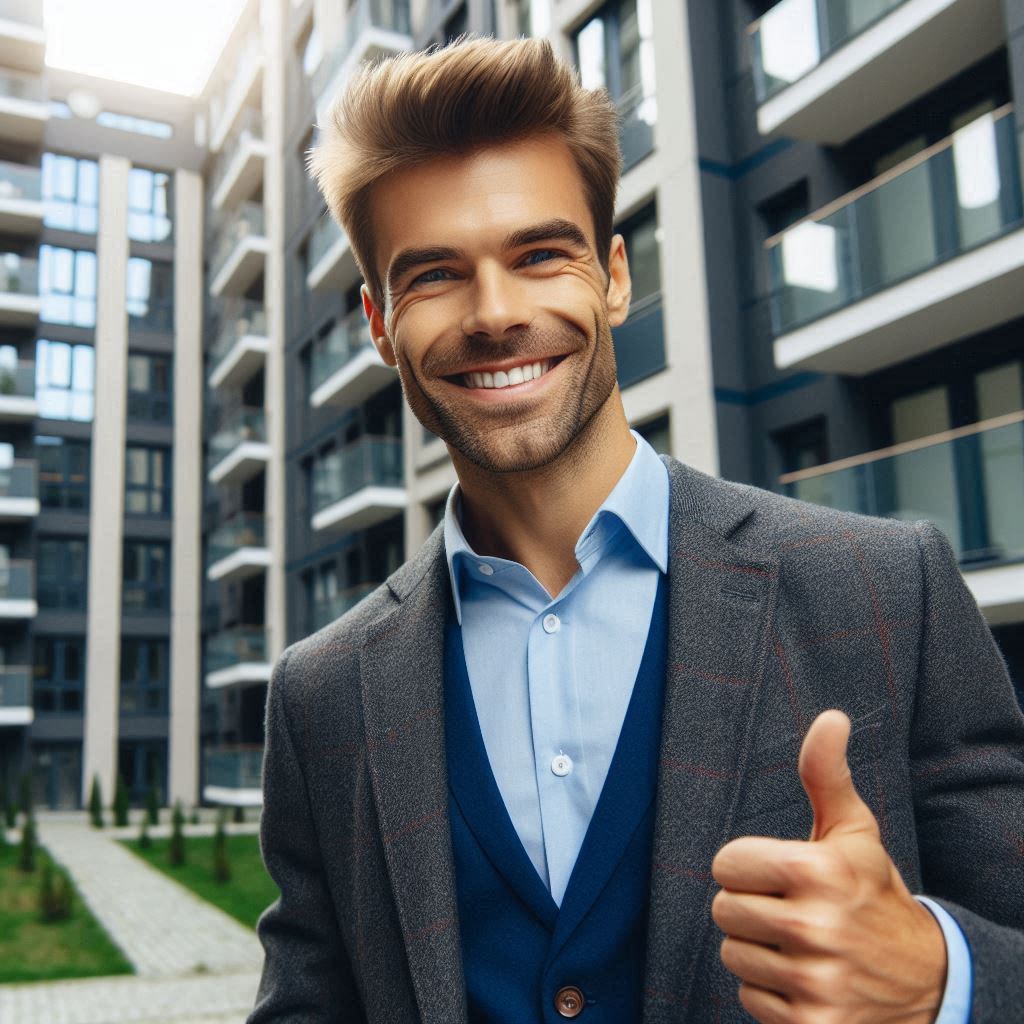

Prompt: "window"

[125,446,171,517]
[127,352,172,423]
[574,0,655,171]
[123,540,170,612]
[35,340,94,421]
[33,637,86,714]
[37,436,89,511]
[127,168,172,243]
[37,537,87,610]
[515,0,550,36]
[635,413,670,455]
[41,154,99,234]
[774,419,828,474]
[443,3,468,43]
[120,638,169,713]
[127,258,174,331]
[619,203,661,306]
[300,21,322,77]
[39,245,97,327]
[96,111,172,139]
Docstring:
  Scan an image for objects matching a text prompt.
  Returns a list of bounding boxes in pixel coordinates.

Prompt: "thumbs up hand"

[710,710,947,1024]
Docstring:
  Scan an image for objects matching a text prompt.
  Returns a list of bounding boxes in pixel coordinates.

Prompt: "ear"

[361,284,397,367]
[605,233,632,328]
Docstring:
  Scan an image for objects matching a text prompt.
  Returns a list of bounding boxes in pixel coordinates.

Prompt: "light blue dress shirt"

[443,431,970,1022]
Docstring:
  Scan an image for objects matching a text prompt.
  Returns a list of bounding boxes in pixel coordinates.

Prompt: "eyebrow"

[385,218,591,295]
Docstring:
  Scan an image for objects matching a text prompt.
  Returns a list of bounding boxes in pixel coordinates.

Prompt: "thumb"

[799,710,878,842]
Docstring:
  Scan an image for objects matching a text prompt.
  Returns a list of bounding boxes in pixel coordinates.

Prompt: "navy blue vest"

[444,573,668,1023]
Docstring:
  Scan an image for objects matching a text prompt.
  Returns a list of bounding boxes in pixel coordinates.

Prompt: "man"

[248,37,1024,1024]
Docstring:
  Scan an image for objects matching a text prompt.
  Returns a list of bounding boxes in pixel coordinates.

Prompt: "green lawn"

[122,834,279,930]
[0,842,134,984]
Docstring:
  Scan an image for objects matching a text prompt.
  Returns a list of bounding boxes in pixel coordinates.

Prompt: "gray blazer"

[248,456,1024,1023]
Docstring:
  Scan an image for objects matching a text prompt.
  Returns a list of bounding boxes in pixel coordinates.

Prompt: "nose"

[460,260,532,340]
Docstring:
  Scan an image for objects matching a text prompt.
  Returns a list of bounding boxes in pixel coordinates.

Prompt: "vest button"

[554,985,586,1018]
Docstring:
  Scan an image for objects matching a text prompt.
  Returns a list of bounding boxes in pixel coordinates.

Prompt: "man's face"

[362,134,631,474]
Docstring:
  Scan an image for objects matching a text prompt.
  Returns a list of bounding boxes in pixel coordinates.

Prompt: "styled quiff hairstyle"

[307,35,622,307]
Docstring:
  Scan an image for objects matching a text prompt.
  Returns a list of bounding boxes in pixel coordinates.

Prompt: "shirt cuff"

[914,895,972,1024]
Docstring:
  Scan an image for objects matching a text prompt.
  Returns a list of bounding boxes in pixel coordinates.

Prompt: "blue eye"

[523,249,560,265]
[411,267,452,286]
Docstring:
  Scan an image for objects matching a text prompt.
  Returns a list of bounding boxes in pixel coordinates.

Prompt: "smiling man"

[247,37,1024,1024]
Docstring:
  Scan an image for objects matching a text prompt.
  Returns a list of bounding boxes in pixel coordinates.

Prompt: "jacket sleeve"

[247,646,367,1024]
[909,520,1024,1024]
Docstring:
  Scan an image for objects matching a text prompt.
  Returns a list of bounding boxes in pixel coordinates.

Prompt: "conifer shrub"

[88,775,104,828]
[213,810,231,884]
[17,772,30,817]
[113,774,130,827]
[37,860,72,922]
[169,799,186,867]
[146,786,160,826]
[138,818,152,850]
[18,812,36,872]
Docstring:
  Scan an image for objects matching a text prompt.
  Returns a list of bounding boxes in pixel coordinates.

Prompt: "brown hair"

[307,35,622,307]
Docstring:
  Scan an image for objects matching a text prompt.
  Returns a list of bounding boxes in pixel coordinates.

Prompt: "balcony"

[313,0,412,123]
[306,213,359,293]
[0,459,37,520]
[311,436,406,534]
[0,558,35,618]
[769,107,1024,376]
[0,253,39,324]
[613,293,666,389]
[310,309,392,409]
[0,159,41,234]
[0,1,43,74]
[203,746,263,806]
[0,67,46,142]
[205,627,271,689]
[311,581,379,633]
[211,108,266,213]
[207,300,268,390]
[206,513,271,584]
[0,665,31,726]
[750,0,1004,144]
[208,202,269,299]
[209,35,263,154]
[781,411,1024,623]
[0,359,35,418]
[206,407,271,486]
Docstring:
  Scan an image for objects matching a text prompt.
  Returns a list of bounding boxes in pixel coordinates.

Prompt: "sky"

[43,0,249,97]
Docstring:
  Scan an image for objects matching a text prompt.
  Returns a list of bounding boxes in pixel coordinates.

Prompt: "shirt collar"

[443,429,669,624]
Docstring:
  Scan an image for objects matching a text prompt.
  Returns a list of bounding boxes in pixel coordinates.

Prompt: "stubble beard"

[397,313,619,474]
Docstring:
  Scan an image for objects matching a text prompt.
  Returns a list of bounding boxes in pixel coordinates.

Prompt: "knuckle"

[710,889,731,929]
[783,959,829,1000]
[785,849,829,888]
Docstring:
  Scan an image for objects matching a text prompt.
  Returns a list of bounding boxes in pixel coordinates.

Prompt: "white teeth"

[508,366,524,385]
[520,363,534,383]
[533,361,542,379]
[464,359,556,388]
[493,370,509,387]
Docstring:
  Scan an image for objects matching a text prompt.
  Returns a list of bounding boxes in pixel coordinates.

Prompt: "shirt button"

[543,613,560,633]
[551,754,573,777]
[554,985,586,1018]
[477,563,494,576]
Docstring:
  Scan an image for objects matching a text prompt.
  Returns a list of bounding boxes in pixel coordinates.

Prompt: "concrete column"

[81,156,130,807]
[168,169,204,808]
[263,0,289,658]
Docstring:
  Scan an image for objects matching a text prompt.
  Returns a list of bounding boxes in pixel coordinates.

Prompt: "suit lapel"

[359,531,467,1024]
[643,459,780,1023]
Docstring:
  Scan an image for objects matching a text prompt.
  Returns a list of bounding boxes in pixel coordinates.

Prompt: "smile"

[456,356,564,390]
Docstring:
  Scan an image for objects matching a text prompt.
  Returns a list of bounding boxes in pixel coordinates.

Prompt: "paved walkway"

[0,816,267,1024]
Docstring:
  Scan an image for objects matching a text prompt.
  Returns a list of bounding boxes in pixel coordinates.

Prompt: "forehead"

[367,134,596,265]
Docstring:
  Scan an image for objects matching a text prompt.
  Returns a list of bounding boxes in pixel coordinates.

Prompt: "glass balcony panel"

[209,202,265,284]
[0,69,43,103]
[210,300,267,366]
[0,360,33,396]
[0,459,35,498]
[0,253,37,295]
[612,294,665,389]
[768,109,1021,335]
[207,513,265,565]
[309,215,345,274]
[205,746,263,790]
[784,418,1024,565]
[618,83,655,172]
[0,160,39,202]
[206,407,266,471]
[206,627,267,675]
[312,437,404,513]
[0,666,30,708]
[0,559,33,599]
[311,309,373,392]
[211,107,263,198]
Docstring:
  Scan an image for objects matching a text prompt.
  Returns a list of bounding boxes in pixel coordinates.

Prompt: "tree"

[18,812,36,872]
[145,785,160,826]
[213,810,231,884]
[113,774,129,827]
[138,818,152,850]
[88,775,104,828]
[169,799,186,867]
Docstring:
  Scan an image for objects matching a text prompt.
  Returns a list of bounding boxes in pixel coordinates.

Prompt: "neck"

[451,394,637,599]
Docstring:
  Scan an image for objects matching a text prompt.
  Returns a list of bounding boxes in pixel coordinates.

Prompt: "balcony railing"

[207,407,267,472]
[211,107,263,200]
[309,214,346,273]
[206,626,268,676]
[750,0,908,102]
[311,309,373,392]
[313,0,411,100]
[207,513,266,565]
[0,0,43,26]
[0,666,30,708]
[0,252,36,295]
[0,359,33,396]
[312,436,404,514]
[209,201,265,284]
[210,300,267,367]
[766,106,1022,337]
[781,411,1024,567]
[209,34,262,148]
[0,559,33,600]
[0,68,43,104]
[205,746,263,790]
[0,159,39,202]
[311,581,378,632]
[0,458,35,499]
[618,82,655,173]
[613,292,666,389]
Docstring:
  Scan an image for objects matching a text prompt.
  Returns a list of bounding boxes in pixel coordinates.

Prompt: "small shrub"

[88,775,104,829]
[169,799,185,867]
[190,806,200,826]
[113,774,129,827]
[18,813,36,872]
[213,811,231,884]
[146,786,160,826]
[38,861,74,922]
[138,819,152,850]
